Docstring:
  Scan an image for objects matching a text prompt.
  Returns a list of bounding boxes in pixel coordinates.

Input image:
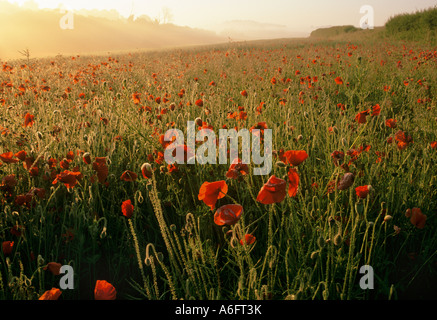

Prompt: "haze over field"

[0,0,436,59]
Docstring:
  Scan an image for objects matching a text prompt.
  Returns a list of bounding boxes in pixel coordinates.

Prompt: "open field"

[0,25,436,301]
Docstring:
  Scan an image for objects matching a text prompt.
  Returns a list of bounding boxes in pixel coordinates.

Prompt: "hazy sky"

[6,0,437,36]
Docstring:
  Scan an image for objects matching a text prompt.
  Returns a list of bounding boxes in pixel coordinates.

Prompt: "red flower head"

[226,158,249,180]
[198,180,228,210]
[121,199,134,218]
[94,280,116,300]
[355,110,369,124]
[256,175,287,205]
[405,208,427,229]
[355,185,370,199]
[120,170,138,182]
[52,170,82,189]
[44,262,62,275]
[214,204,243,226]
[0,152,19,163]
[240,234,256,246]
[39,288,62,300]
[2,241,14,255]
[281,150,308,166]
[287,168,299,197]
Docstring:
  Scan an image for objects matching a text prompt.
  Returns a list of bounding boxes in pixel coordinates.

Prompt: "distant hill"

[0,1,227,60]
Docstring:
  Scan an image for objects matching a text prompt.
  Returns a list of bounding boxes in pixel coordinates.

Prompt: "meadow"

[0,27,436,300]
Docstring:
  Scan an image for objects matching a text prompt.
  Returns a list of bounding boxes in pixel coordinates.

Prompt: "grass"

[0,29,436,300]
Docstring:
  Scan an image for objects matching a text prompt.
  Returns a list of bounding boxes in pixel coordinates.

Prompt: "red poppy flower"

[195,99,203,107]
[240,90,248,97]
[39,288,62,300]
[240,234,256,246]
[94,280,117,300]
[226,158,249,180]
[281,150,308,166]
[256,175,287,205]
[287,168,299,197]
[395,130,413,150]
[214,204,243,226]
[371,104,381,116]
[23,113,35,127]
[52,170,82,188]
[198,180,228,210]
[355,185,370,199]
[120,170,137,182]
[335,76,343,85]
[15,150,27,161]
[405,208,427,229]
[1,174,17,188]
[92,157,109,184]
[431,141,437,149]
[355,110,369,124]
[121,199,134,218]
[0,152,19,163]
[385,119,397,128]
[132,92,141,104]
[2,241,14,255]
[44,262,62,275]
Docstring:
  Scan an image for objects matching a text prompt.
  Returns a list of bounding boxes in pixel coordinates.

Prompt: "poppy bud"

[383,215,393,222]
[297,134,303,141]
[141,162,153,179]
[83,152,91,164]
[195,117,203,127]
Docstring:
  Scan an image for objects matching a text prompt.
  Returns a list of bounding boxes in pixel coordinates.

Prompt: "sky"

[6,0,437,36]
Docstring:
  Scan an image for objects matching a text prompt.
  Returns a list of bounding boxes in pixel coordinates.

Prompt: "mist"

[0,1,227,60]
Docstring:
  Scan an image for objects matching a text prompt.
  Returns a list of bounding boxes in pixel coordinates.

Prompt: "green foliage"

[385,6,437,44]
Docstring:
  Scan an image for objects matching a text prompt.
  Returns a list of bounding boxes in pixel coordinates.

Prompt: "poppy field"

[0,34,436,300]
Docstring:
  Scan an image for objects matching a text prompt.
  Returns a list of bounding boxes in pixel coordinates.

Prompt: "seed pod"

[383,215,393,222]
[337,172,354,190]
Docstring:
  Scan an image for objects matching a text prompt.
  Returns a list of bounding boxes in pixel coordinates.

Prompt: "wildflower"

[39,288,62,300]
[287,168,299,197]
[240,234,256,246]
[256,175,287,205]
[52,170,82,189]
[355,185,370,199]
[120,170,137,182]
[280,150,308,166]
[226,158,249,180]
[198,180,228,210]
[44,262,62,275]
[94,280,117,300]
[214,204,243,226]
[121,199,134,219]
[405,208,427,229]
[2,241,13,255]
